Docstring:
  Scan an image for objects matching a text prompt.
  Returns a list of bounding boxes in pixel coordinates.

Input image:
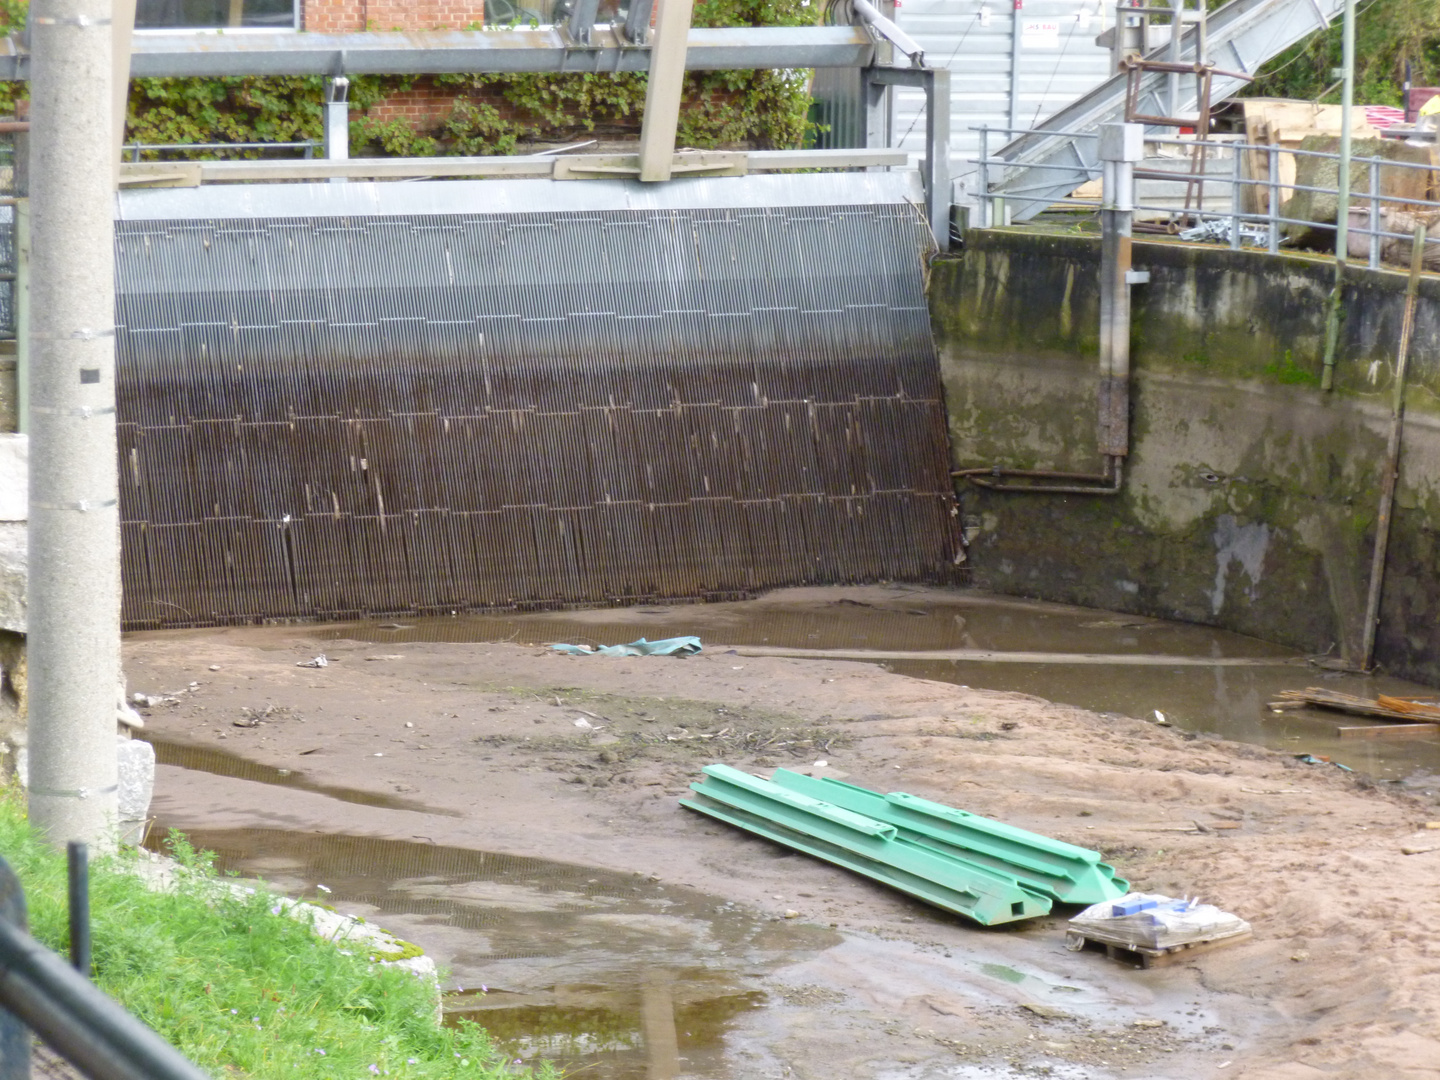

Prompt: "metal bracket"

[553,150,745,180]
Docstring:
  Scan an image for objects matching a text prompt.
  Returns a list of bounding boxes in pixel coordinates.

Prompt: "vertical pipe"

[66,842,90,978]
[637,0,695,181]
[977,125,990,228]
[1007,0,1022,131]
[26,0,122,851]
[1098,123,1139,461]
[1320,0,1355,392]
[1266,141,1279,254]
[1367,158,1380,269]
[324,77,349,185]
[925,68,951,252]
[1229,137,1241,250]
[1358,224,1425,672]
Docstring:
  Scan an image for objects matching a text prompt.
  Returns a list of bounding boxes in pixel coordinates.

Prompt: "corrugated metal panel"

[893,0,1115,191]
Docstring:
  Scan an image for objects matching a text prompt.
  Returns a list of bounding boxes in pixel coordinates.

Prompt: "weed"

[0,788,549,1079]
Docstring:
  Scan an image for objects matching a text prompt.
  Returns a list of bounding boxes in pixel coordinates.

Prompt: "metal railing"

[123,139,318,162]
[0,848,209,1080]
[973,124,1440,272]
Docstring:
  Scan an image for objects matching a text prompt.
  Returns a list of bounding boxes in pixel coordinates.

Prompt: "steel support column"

[869,66,949,251]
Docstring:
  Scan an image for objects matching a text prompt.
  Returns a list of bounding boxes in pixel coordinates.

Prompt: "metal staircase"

[989,0,1347,221]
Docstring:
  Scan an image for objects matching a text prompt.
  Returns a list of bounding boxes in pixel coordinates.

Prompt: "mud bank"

[126,593,1440,1080]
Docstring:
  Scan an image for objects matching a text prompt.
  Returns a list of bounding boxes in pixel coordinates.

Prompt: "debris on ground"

[550,636,702,657]
[1066,892,1252,968]
[1269,686,1440,721]
[1294,753,1354,771]
[296,655,329,668]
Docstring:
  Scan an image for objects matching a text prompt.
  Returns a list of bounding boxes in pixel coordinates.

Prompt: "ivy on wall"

[0,0,816,156]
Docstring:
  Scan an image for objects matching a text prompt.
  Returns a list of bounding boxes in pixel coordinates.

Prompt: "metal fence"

[973,124,1440,272]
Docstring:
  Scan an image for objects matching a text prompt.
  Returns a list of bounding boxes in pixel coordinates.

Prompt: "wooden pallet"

[1065,927,1252,969]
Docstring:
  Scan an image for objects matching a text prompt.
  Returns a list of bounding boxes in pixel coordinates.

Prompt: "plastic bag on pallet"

[1068,892,1249,950]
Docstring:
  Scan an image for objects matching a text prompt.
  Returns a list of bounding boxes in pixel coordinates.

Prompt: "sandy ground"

[125,591,1440,1080]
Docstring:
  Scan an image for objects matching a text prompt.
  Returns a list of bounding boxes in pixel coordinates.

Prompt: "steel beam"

[565,0,602,46]
[623,0,656,44]
[0,26,875,79]
[868,66,949,250]
[638,0,696,181]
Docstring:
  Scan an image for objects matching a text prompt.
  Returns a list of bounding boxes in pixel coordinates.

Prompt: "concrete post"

[26,0,122,850]
[1097,122,1142,460]
[637,0,695,182]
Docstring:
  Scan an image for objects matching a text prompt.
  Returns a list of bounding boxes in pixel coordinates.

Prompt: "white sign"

[1021,19,1060,48]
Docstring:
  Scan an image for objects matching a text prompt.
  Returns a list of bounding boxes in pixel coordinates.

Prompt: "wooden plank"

[1336,722,1439,740]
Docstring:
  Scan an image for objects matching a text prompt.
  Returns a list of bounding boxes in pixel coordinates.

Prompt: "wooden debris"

[1065,927,1252,969]
[1337,723,1439,740]
[1271,687,1440,722]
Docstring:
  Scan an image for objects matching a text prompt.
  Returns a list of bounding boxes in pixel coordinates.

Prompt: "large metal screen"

[114,200,959,626]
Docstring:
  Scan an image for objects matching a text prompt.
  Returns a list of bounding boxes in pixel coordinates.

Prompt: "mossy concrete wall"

[932,229,1440,684]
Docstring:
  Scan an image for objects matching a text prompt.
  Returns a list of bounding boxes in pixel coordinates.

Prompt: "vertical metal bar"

[623,0,656,44]
[977,124,990,229]
[1358,224,1426,672]
[637,0,695,181]
[1266,142,1279,255]
[324,77,349,185]
[27,0,123,850]
[566,0,601,46]
[925,67,951,252]
[1229,137,1241,250]
[1007,1,1022,131]
[0,856,30,1080]
[1367,158,1380,269]
[1320,0,1356,392]
[66,842,90,979]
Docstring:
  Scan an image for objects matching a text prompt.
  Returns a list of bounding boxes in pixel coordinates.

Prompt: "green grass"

[0,790,546,1079]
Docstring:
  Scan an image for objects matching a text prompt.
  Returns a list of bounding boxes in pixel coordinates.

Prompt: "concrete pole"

[637,0,695,182]
[1097,122,1142,460]
[111,0,136,181]
[26,0,122,850]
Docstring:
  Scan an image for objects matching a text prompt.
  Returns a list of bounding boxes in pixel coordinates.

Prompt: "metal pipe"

[0,26,877,79]
[1320,0,1355,392]
[26,0,122,850]
[954,459,1125,496]
[850,0,924,66]
[1007,1,1022,131]
[66,843,90,978]
[1358,224,1426,672]
[0,916,209,1080]
[0,856,29,1080]
[323,77,349,186]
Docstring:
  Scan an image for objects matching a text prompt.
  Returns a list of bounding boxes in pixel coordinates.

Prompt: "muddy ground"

[126,586,1440,1080]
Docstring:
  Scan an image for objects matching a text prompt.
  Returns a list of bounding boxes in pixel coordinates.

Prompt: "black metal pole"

[0,915,209,1080]
[0,858,30,1080]
[66,844,90,978]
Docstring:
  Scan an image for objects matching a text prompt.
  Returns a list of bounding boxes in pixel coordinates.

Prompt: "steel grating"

[114,200,961,627]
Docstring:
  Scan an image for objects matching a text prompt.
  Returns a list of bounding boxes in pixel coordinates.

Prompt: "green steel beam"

[769,770,1128,905]
[681,765,1051,926]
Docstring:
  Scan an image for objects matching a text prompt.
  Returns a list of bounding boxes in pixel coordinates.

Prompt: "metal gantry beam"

[0,26,877,79]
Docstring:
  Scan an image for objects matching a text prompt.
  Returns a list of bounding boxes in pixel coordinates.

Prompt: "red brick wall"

[303,0,487,33]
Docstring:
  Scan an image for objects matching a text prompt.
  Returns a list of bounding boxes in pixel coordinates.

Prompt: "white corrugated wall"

[893,0,1116,198]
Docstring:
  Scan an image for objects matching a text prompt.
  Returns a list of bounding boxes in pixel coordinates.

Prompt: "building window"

[136,0,298,30]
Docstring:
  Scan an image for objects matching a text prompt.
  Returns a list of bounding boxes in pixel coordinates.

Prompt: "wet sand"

[127,585,1440,1080]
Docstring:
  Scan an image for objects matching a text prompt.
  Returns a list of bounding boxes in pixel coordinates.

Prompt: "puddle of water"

[301,586,1439,782]
[153,827,838,1079]
[139,737,460,816]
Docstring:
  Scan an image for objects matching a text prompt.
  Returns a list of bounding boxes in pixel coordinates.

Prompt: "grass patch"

[0,790,546,1079]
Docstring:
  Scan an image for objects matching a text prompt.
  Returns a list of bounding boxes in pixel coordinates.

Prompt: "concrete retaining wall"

[931,229,1440,684]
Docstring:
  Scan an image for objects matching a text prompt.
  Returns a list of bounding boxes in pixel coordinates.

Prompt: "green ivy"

[0,0,817,157]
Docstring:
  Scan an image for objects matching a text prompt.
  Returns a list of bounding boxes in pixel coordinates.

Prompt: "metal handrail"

[970,124,1440,268]
[0,853,209,1080]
